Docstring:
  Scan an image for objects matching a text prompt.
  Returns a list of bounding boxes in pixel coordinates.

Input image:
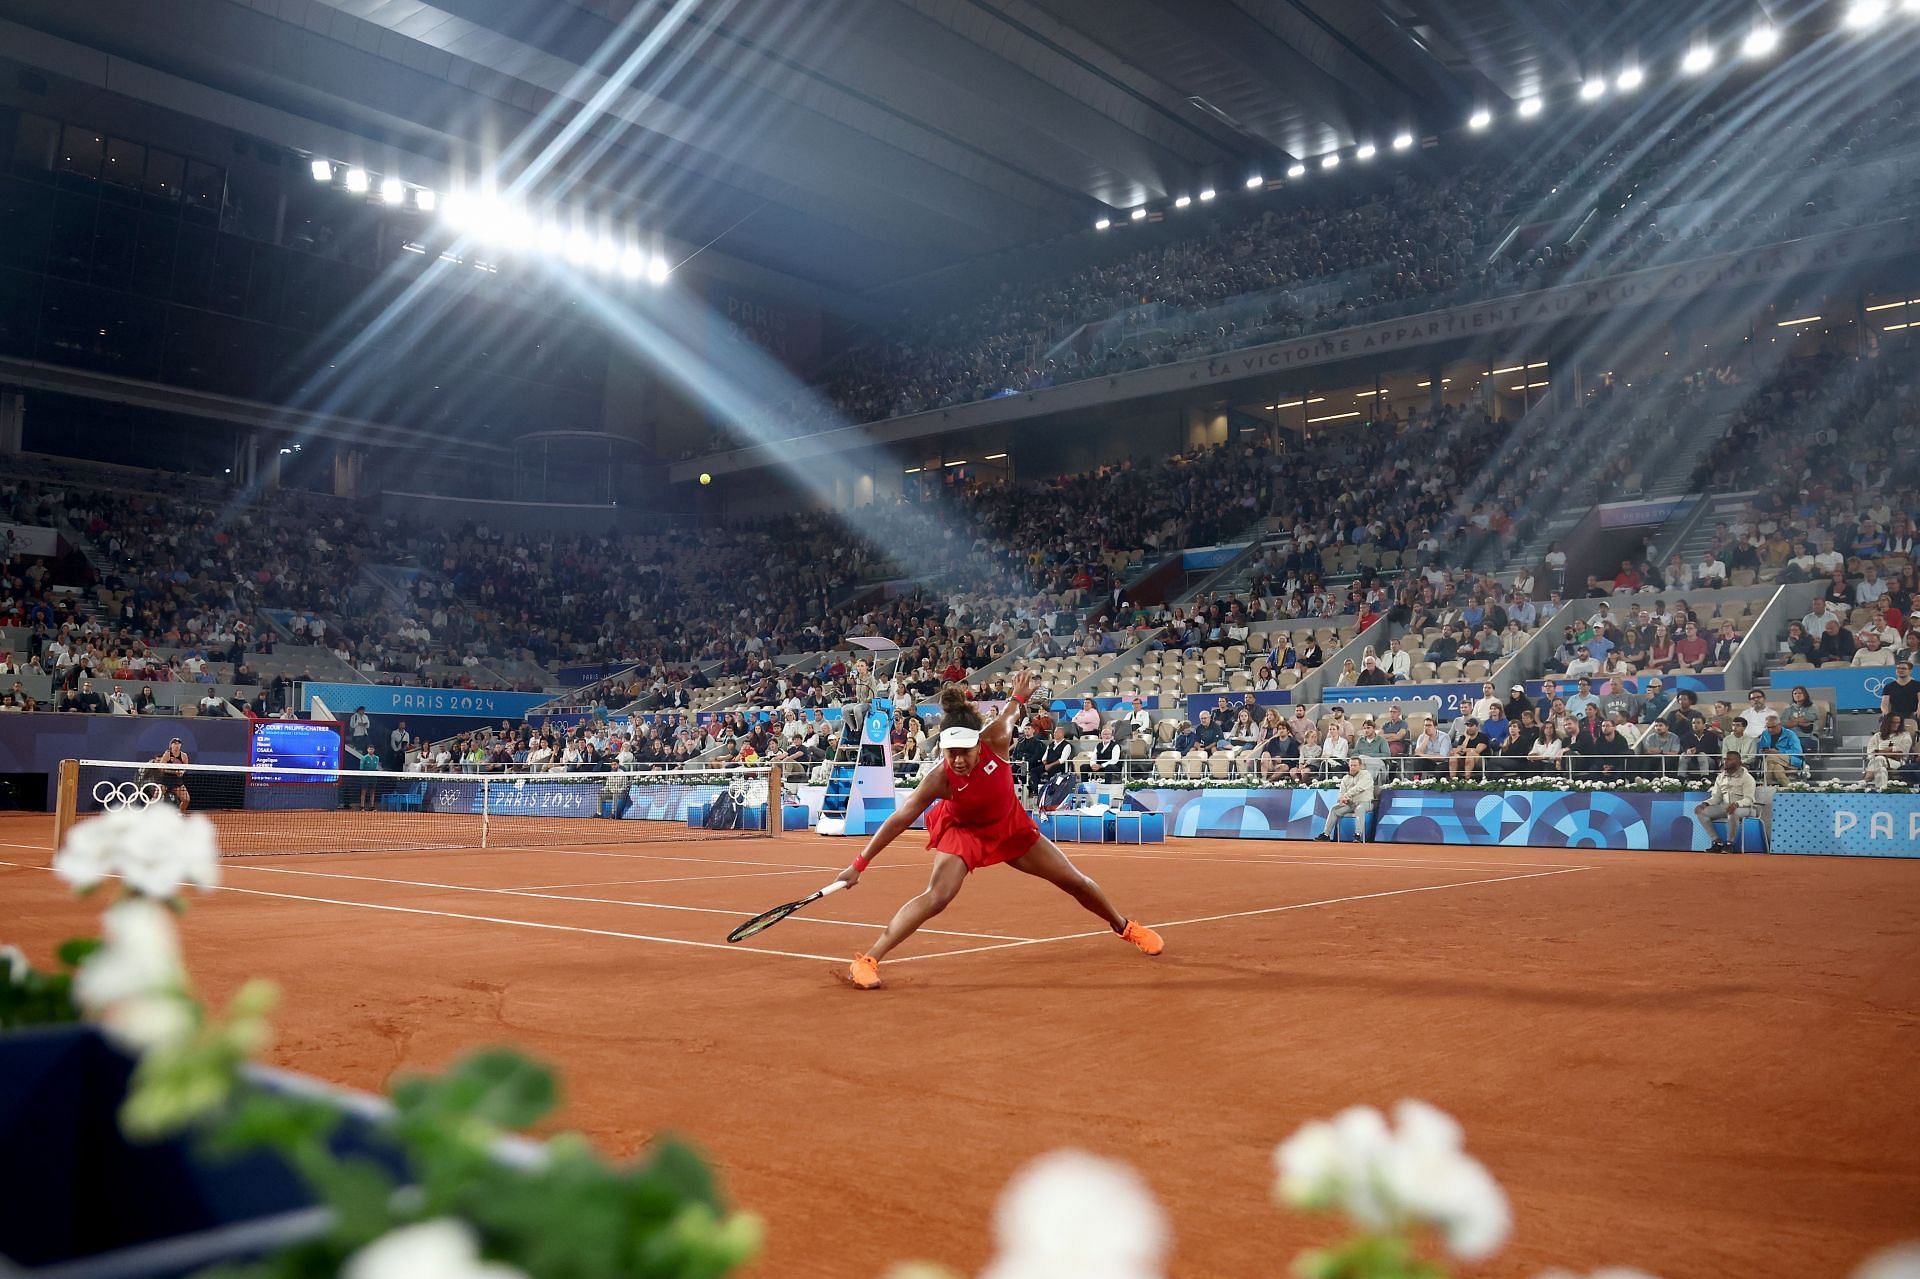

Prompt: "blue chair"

[380,781,428,813]
[1333,812,1374,843]
[1713,815,1767,852]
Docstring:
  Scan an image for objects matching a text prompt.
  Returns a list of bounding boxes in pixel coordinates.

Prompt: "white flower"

[97,991,197,1052]
[1377,1100,1509,1259]
[1,943,26,985]
[73,899,190,1053]
[343,1219,529,1279]
[981,1150,1169,1279]
[54,806,220,899]
[1855,1244,1920,1279]
[1274,1100,1509,1260]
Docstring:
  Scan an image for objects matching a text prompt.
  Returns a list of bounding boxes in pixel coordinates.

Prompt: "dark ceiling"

[0,0,1788,291]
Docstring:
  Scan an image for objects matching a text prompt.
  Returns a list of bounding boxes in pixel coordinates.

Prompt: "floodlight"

[1845,0,1887,27]
[1616,65,1645,91]
[1681,43,1714,74]
[344,167,369,193]
[1742,24,1779,57]
[309,158,332,182]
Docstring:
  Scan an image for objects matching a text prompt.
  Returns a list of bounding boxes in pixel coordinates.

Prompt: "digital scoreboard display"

[250,720,344,782]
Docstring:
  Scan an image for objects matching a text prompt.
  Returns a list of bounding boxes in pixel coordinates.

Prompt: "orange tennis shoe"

[847,954,882,989]
[1119,920,1164,956]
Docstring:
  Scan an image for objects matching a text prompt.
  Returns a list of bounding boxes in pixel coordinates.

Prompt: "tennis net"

[58,759,782,857]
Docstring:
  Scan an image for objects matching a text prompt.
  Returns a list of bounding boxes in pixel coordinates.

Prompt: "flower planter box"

[0,1025,480,1278]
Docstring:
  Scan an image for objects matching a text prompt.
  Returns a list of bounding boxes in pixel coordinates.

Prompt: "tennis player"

[834,670,1161,989]
[151,737,191,811]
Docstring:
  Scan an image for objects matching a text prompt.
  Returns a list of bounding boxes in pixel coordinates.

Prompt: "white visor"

[939,726,982,750]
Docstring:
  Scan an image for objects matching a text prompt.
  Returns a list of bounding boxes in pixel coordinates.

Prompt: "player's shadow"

[929,958,1765,1008]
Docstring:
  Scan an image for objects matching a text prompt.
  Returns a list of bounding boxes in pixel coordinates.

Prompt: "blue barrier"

[1125,786,1714,850]
[1768,792,1920,856]
[1766,668,1905,712]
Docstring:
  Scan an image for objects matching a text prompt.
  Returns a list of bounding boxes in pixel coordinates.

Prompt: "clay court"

[3,812,1916,1278]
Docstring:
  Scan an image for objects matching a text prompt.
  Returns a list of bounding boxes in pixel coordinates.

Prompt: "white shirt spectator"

[198,692,225,716]
[1856,575,1888,606]
[1565,654,1601,679]
[107,688,134,715]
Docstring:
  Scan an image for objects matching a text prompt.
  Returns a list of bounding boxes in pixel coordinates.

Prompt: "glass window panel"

[59,126,104,180]
[103,137,145,188]
[13,113,58,177]
[144,149,183,201]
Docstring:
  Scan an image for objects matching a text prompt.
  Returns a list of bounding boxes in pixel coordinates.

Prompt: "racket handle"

[819,880,849,897]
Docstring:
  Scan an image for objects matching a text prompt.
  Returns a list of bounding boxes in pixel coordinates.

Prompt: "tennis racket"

[726,879,848,943]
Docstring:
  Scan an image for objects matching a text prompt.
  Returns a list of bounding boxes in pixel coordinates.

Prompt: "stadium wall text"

[1768,793,1920,857]
[300,684,555,719]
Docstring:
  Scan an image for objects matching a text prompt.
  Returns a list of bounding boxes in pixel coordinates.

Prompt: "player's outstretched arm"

[983,668,1035,753]
[835,766,946,887]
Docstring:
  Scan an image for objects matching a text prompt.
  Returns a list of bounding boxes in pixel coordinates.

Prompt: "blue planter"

[0,1025,406,1278]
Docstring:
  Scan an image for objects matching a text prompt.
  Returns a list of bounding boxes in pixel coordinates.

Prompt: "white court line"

[221,863,1031,941]
[0,859,844,963]
[890,866,1594,963]
[0,841,51,852]
[512,863,916,892]
[383,844,848,872]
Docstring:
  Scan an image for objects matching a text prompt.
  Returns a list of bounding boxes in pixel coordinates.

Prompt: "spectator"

[1693,752,1758,852]
[1864,713,1911,788]
[1754,712,1805,786]
[1447,717,1490,779]
[1317,757,1377,842]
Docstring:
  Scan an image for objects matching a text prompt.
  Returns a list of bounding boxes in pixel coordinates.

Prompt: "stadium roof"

[5,0,1780,292]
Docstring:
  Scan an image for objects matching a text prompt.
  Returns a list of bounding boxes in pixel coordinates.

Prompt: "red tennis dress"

[925,746,1040,872]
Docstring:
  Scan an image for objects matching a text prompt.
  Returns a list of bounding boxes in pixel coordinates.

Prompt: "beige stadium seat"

[1274,669,1300,691]
[1462,660,1490,680]
[1154,751,1180,778]
[1228,671,1251,692]
[1125,738,1150,762]
[1181,750,1209,779]
[1412,662,1436,681]
[1155,719,1179,744]
[1208,752,1235,779]
[1437,661,1464,681]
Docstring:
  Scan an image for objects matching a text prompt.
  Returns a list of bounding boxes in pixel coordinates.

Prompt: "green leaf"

[399,1048,558,1133]
[56,936,102,968]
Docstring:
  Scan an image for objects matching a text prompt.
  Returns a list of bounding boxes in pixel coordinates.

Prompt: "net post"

[52,758,79,854]
[766,763,782,840]
[481,777,491,849]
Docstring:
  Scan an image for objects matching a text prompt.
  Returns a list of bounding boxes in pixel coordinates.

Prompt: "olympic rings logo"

[92,780,167,809]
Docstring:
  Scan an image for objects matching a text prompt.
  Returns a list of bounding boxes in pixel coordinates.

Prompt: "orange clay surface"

[2,812,1916,1278]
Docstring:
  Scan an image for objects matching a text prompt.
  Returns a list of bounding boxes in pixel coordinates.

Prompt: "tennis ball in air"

[699,472,712,485]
